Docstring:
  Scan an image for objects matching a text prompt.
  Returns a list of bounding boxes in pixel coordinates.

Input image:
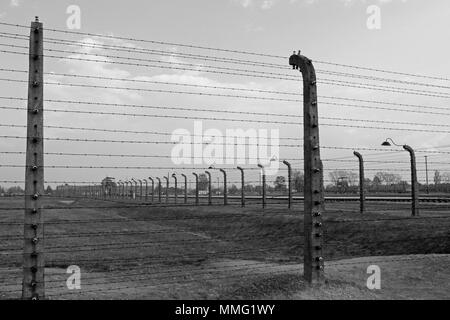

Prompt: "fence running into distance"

[0,18,449,299]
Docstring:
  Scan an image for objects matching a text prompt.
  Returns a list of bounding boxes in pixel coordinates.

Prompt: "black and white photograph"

[0,0,449,310]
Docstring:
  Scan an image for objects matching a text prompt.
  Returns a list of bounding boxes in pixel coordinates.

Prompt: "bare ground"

[0,197,449,299]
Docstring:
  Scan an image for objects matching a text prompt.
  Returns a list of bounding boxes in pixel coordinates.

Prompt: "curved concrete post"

[163,176,169,204]
[148,177,154,203]
[138,179,143,201]
[192,173,199,205]
[156,177,161,203]
[172,174,178,204]
[205,171,212,205]
[181,174,188,204]
[289,51,324,283]
[237,167,245,207]
[143,179,148,202]
[403,145,419,216]
[353,151,365,214]
[258,164,266,209]
[283,160,292,209]
[219,169,227,206]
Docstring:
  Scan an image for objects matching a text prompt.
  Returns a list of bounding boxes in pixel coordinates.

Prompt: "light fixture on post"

[381,138,418,216]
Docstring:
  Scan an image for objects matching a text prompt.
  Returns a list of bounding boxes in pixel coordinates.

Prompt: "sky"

[1,0,450,188]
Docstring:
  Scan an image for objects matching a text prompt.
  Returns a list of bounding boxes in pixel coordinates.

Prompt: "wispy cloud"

[232,0,281,10]
[9,0,20,7]
[304,0,408,6]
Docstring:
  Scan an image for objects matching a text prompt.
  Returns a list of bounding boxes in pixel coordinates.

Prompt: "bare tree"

[434,170,442,185]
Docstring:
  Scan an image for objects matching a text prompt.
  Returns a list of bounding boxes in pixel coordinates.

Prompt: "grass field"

[0,196,449,299]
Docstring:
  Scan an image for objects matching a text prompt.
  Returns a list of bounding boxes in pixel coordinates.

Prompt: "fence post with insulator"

[22,17,45,300]
[289,51,324,284]
[353,151,365,214]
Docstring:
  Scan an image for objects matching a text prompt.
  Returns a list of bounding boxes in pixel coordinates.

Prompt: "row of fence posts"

[55,149,420,217]
[353,146,419,216]
[55,164,294,209]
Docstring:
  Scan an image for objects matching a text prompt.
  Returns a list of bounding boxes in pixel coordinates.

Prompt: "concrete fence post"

[192,173,199,205]
[353,151,365,214]
[403,145,419,216]
[143,179,148,202]
[283,160,292,209]
[181,174,187,204]
[289,51,324,284]
[148,177,154,203]
[23,17,45,300]
[219,169,227,206]
[237,167,245,207]
[258,164,266,209]
[156,177,161,203]
[138,179,143,201]
[205,171,212,205]
[172,174,177,204]
[164,176,169,204]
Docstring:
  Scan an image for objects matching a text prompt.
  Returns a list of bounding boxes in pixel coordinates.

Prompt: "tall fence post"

[172,174,177,204]
[192,173,199,205]
[289,51,324,284]
[258,164,266,209]
[156,178,161,203]
[205,171,212,205]
[181,174,187,204]
[404,145,419,216]
[353,151,365,214]
[283,160,292,209]
[237,167,245,207]
[148,177,154,203]
[164,176,169,204]
[23,17,45,300]
[219,169,227,206]
[425,155,429,195]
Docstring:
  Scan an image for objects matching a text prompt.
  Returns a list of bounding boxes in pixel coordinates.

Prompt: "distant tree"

[372,175,382,186]
[6,186,24,195]
[46,185,53,194]
[434,170,442,185]
[273,176,286,191]
[292,170,304,192]
[329,170,358,186]
[441,172,450,183]
[244,184,254,193]
[198,173,208,191]
[229,184,238,195]
[374,172,402,185]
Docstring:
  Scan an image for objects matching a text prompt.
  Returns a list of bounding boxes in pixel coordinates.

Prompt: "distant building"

[101,177,116,196]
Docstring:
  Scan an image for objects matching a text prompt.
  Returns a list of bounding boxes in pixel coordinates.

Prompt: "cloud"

[233,0,253,8]
[261,0,276,10]
[9,0,20,7]
[231,0,280,10]
[303,0,408,6]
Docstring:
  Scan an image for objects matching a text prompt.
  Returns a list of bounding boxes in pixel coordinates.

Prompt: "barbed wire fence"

[0,18,449,299]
